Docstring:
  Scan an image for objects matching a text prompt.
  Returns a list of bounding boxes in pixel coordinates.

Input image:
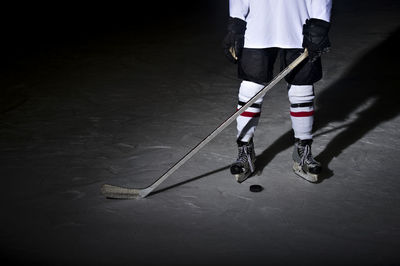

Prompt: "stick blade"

[101,184,146,199]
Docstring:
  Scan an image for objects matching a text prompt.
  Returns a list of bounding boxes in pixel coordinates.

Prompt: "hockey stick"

[101,49,309,199]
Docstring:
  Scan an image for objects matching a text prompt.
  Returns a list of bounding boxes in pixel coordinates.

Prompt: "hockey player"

[223,0,332,183]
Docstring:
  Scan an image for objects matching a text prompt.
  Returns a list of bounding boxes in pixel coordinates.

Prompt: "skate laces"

[299,143,318,167]
[236,144,255,173]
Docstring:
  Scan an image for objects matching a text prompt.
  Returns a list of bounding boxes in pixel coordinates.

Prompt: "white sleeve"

[229,0,250,20]
[310,0,332,22]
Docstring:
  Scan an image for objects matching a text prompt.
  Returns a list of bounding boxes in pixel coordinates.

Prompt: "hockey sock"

[236,80,265,142]
[288,84,314,140]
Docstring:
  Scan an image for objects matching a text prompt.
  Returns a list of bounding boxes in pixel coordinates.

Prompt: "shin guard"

[288,84,314,140]
[236,81,265,142]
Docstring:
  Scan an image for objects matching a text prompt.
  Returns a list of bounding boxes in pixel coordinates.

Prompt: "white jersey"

[229,0,332,49]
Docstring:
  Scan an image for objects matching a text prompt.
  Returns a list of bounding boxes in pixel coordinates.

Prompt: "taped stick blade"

[101,184,149,199]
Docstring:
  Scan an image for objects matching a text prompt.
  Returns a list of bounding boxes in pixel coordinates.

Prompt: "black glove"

[302,18,331,62]
[222,17,247,64]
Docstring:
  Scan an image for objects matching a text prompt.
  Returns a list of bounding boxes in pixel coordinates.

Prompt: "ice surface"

[1,0,400,265]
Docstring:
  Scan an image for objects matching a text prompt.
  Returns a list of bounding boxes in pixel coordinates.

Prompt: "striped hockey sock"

[236,81,265,142]
[288,84,315,140]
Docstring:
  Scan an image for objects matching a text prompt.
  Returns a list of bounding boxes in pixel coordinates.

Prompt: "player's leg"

[231,48,278,182]
[283,49,323,182]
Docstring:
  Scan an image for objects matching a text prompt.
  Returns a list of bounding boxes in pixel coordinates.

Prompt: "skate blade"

[293,162,318,183]
[232,159,256,183]
[234,172,252,183]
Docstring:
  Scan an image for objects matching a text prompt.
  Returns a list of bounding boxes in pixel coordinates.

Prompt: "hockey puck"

[250,184,263,192]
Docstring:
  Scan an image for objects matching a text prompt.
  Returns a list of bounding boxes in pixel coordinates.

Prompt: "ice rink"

[1,1,400,265]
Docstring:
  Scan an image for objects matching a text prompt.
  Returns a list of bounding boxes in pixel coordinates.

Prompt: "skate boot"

[230,139,256,183]
[292,138,321,183]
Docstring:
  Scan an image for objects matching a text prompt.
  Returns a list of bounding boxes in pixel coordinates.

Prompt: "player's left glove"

[222,17,247,64]
[302,18,331,62]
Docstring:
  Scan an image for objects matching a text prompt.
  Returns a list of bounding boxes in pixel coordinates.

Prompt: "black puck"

[250,184,263,192]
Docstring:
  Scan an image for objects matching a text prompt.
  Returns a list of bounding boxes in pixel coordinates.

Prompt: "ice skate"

[230,139,256,183]
[292,138,321,183]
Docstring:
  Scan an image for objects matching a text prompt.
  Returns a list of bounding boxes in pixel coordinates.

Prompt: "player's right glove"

[222,17,247,64]
[302,18,331,62]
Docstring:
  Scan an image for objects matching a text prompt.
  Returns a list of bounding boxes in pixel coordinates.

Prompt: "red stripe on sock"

[239,111,261,117]
[290,110,314,117]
